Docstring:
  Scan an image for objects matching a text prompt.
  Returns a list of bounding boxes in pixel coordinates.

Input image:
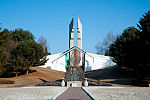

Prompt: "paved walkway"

[0,86,150,100]
[0,87,67,100]
[55,87,93,100]
[83,87,150,100]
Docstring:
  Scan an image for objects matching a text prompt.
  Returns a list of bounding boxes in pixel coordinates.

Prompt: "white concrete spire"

[69,18,74,62]
[77,17,82,50]
[69,18,74,49]
[77,17,82,66]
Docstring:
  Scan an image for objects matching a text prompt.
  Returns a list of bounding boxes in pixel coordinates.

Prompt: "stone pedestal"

[67,81,82,87]
[65,66,84,87]
[65,67,85,82]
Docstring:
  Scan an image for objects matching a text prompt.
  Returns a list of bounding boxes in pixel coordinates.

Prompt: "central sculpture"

[70,49,81,67]
[65,17,85,86]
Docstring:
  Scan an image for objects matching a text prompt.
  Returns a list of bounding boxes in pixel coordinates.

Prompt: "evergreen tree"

[9,28,34,42]
[10,40,45,74]
[0,28,47,77]
[109,10,150,76]
[0,29,10,47]
[44,47,49,56]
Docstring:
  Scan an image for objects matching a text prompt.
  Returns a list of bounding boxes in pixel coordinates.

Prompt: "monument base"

[67,81,82,87]
[65,67,85,82]
[65,66,84,87]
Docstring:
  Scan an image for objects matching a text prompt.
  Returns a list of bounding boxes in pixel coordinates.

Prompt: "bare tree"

[95,31,116,55]
[38,36,49,55]
[95,41,105,55]
[104,31,115,47]
[38,36,47,49]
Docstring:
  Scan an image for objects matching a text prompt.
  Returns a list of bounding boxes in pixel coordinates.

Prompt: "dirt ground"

[0,67,65,88]
[85,66,149,87]
[0,66,149,88]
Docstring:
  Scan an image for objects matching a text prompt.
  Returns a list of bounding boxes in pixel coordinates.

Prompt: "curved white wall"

[39,53,116,72]
[84,53,116,71]
[39,53,66,72]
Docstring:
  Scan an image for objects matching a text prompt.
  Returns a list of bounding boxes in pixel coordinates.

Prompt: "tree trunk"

[26,69,29,75]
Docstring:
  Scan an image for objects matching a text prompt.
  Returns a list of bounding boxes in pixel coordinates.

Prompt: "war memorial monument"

[65,17,85,87]
[1,18,150,100]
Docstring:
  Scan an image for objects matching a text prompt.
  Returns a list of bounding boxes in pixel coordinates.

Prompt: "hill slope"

[85,66,148,87]
[0,67,65,87]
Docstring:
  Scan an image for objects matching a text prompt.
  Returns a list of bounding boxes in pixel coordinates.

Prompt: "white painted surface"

[84,53,116,71]
[39,53,66,72]
[39,53,116,72]
[77,17,82,66]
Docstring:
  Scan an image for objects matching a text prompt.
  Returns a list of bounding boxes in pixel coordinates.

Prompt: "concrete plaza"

[0,86,150,100]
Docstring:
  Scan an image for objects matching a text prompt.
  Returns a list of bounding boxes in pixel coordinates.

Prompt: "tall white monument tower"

[69,18,74,49]
[77,17,82,66]
[69,18,74,61]
[77,17,82,50]
[69,17,83,66]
